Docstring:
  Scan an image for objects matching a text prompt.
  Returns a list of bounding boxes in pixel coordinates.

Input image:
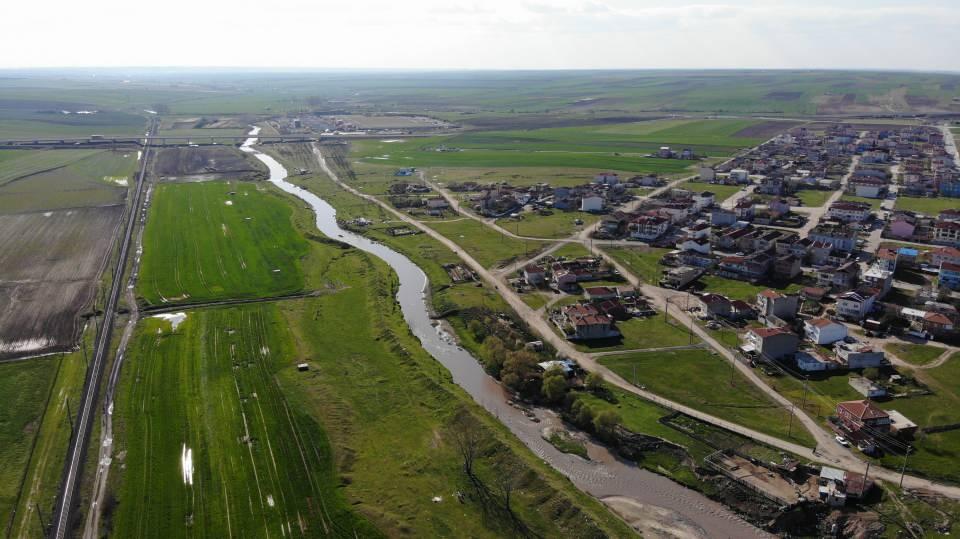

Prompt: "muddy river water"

[240,129,768,538]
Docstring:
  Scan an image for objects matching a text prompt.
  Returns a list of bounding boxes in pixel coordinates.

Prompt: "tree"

[584,372,605,393]
[574,403,594,430]
[541,367,567,403]
[469,319,488,343]
[501,349,539,393]
[451,417,484,479]
[593,410,621,442]
[482,336,508,377]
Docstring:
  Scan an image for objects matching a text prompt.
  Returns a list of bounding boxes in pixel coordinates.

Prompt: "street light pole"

[899,446,911,488]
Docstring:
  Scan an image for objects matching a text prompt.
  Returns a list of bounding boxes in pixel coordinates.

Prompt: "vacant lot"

[426,218,548,269]
[0,358,59,531]
[885,343,947,366]
[600,349,815,445]
[700,275,803,302]
[152,146,267,181]
[894,196,960,216]
[137,181,309,305]
[0,206,123,358]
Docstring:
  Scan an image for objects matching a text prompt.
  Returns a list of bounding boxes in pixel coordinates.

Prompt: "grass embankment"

[600,349,816,446]
[0,360,59,531]
[0,149,136,214]
[6,340,90,538]
[884,343,947,366]
[138,180,316,306]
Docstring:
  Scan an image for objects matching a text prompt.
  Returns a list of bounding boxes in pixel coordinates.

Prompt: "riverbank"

[258,139,769,537]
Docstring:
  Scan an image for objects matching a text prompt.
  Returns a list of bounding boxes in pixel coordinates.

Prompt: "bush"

[541,368,568,403]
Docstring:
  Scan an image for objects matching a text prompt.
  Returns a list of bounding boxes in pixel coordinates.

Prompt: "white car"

[835,435,851,447]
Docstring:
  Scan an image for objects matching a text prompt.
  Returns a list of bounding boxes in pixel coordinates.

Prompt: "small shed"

[297,363,310,372]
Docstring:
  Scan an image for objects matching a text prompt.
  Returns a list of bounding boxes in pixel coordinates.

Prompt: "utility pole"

[36,503,46,535]
[787,404,795,438]
[899,446,911,488]
[864,460,871,484]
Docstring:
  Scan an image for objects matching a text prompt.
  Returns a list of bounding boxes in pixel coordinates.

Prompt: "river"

[240,129,768,538]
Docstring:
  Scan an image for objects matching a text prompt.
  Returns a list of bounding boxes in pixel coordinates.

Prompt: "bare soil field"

[151,146,267,181]
[0,206,123,358]
[733,120,802,138]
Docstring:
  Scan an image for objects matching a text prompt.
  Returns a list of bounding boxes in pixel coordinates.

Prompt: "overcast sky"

[3,0,958,71]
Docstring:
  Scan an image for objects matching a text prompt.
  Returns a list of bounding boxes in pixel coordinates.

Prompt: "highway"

[49,122,155,539]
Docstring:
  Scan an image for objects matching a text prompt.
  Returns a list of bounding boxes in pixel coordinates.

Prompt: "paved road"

[313,143,960,500]
[943,123,960,165]
[51,124,155,539]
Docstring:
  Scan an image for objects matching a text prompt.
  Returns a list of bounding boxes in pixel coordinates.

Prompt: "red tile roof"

[758,289,783,299]
[750,327,793,338]
[837,400,889,421]
[808,317,837,328]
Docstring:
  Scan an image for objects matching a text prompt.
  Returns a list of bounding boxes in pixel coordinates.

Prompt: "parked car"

[835,435,851,447]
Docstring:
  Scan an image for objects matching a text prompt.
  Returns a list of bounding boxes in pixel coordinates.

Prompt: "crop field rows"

[138,181,309,306]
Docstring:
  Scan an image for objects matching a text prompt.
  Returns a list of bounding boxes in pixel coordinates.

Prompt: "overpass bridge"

[0,132,432,149]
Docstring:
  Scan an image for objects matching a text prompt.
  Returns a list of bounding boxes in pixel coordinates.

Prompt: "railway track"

[49,121,156,539]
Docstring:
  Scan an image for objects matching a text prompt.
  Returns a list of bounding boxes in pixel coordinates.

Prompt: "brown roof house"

[744,327,799,361]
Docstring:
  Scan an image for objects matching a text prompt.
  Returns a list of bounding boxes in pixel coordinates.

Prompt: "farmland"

[0,206,123,358]
[137,181,311,306]
[0,150,135,214]
[152,146,267,182]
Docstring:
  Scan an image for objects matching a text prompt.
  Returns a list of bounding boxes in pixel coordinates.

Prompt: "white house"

[836,291,877,321]
[629,215,669,241]
[593,172,620,186]
[580,195,604,212]
[692,191,716,211]
[804,317,848,345]
[827,201,871,223]
[677,237,711,254]
[699,167,716,181]
[729,169,750,183]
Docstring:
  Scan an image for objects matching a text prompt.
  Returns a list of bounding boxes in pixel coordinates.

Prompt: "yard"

[840,195,884,210]
[498,211,599,239]
[600,349,816,446]
[682,180,742,204]
[795,189,835,207]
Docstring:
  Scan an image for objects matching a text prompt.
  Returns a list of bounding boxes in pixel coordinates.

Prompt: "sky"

[3,0,958,71]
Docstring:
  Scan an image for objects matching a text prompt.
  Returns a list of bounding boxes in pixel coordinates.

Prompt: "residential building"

[874,248,898,272]
[887,410,918,438]
[836,290,877,321]
[692,191,715,211]
[581,195,604,212]
[836,400,891,433]
[816,261,859,291]
[835,341,885,369]
[710,208,737,227]
[699,167,716,181]
[699,294,732,319]
[661,266,701,289]
[745,327,799,361]
[593,172,620,186]
[862,266,893,298]
[931,246,960,268]
[933,220,960,246]
[558,304,618,340]
[804,317,848,345]
[584,286,618,301]
[523,264,546,286]
[849,376,887,399]
[809,224,857,252]
[828,201,872,222]
[756,290,800,321]
[629,215,669,241]
[849,177,887,198]
[774,255,802,280]
[939,261,960,290]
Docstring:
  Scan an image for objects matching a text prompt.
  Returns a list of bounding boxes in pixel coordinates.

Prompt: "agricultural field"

[152,146,268,182]
[0,149,135,214]
[137,181,311,306]
[0,206,123,358]
[0,98,147,140]
[893,196,960,215]
[600,349,815,446]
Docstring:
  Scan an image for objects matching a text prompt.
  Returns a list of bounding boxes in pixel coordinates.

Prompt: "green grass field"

[795,189,835,207]
[0,358,60,530]
[885,343,947,366]
[138,181,311,305]
[7,337,95,538]
[700,275,803,302]
[682,180,742,204]
[426,218,548,269]
[498,211,598,239]
[604,246,671,283]
[600,349,815,446]
[894,196,960,215]
[0,149,135,214]
[573,313,696,352]
[111,305,379,538]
